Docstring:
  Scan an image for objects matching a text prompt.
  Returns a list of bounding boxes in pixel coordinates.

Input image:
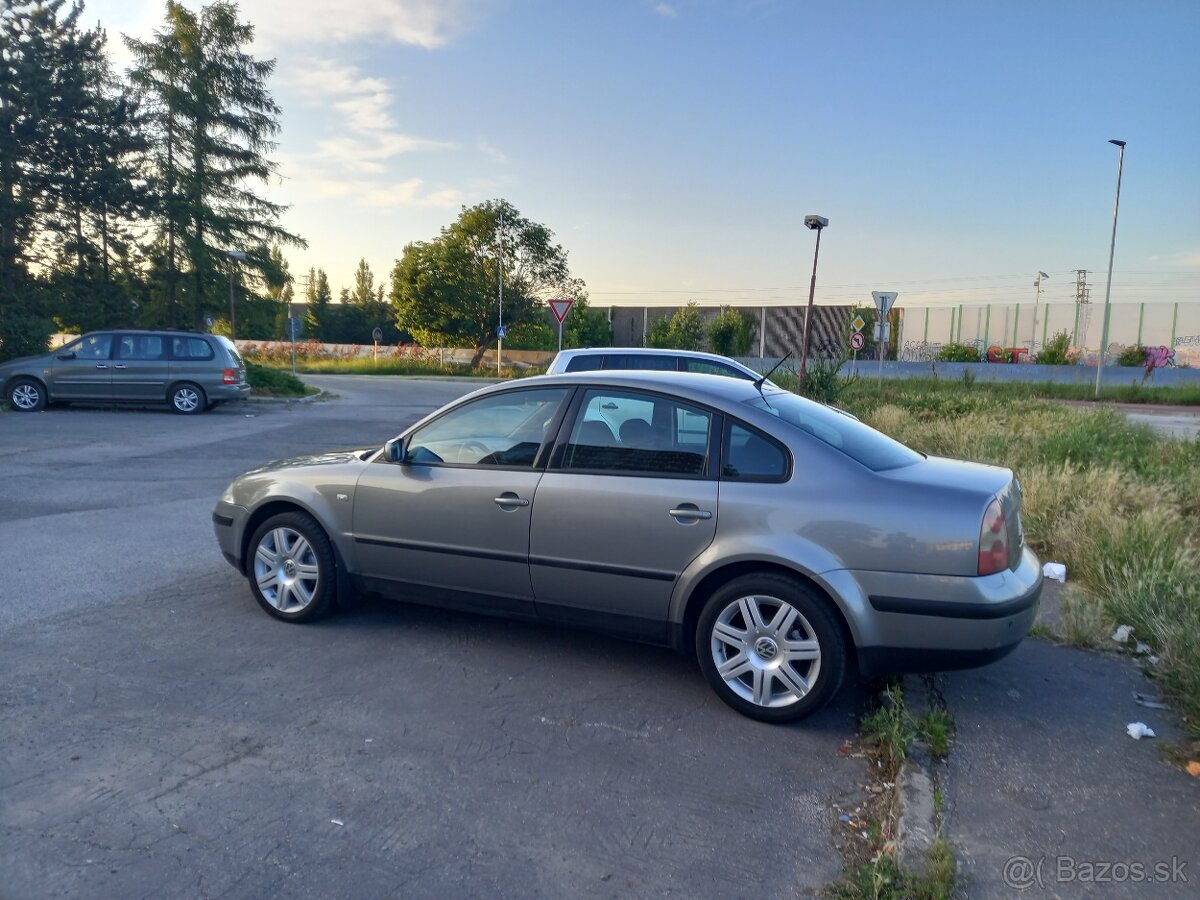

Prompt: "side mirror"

[57,351,77,360]
[385,438,408,463]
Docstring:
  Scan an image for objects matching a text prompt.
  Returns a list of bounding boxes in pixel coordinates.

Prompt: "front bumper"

[212,501,248,571]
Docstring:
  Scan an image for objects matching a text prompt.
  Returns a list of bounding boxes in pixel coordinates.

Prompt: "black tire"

[7,378,47,412]
[169,382,206,415]
[696,573,846,723]
[247,511,338,623]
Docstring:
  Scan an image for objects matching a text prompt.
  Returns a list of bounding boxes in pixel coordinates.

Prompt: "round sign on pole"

[372,327,383,343]
[850,331,866,352]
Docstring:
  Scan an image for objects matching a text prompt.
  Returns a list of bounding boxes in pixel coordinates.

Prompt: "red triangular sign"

[549,298,574,323]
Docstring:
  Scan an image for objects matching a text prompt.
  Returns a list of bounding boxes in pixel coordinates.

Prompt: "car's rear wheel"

[248,512,337,623]
[696,573,846,723]
[169,382,206,414]
[8,378,47,412]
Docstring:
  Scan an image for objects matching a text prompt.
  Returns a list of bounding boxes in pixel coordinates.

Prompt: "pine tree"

[126,1,304,329]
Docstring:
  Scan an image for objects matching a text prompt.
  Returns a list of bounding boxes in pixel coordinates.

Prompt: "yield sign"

[872,291,898,315]
[549,298,574,323]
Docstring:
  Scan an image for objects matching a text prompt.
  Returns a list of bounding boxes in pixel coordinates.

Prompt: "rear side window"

[215,336,244,366]
[722,422,789,481]
[683,359,751,380]
[117,335,165,360]
[604,354,678,371]
[171,337,215,361]
[564,355,604,373]
[561,388,712,477]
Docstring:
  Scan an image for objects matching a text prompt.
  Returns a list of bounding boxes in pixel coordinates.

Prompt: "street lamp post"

[1030,271,1048,353]
[798,215,829,380]
[496,214,504,375]
[225,249,248,340]
[1095,140,1126,398]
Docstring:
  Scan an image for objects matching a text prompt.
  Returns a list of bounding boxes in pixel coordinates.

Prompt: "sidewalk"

[941,638,1199,897]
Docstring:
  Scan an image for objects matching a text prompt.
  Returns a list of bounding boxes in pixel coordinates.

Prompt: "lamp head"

[1108,139,1126,148]
[804,215,829,231]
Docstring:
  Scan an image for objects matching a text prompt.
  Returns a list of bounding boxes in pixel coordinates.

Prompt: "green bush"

[1117,344,1146,367]
[246,362,317,397]
[1035,330,1077,365]
[936,342,981,363]
[0,313,54,363]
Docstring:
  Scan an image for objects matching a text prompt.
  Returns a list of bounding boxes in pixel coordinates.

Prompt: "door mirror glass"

[385,438,408,463]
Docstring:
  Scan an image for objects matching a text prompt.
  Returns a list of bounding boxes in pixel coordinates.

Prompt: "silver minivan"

[1,330,250,414]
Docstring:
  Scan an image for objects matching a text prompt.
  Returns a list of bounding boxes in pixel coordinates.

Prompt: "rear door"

[48,333,114,401]
[529,387,719,640]
[112,334,169,401]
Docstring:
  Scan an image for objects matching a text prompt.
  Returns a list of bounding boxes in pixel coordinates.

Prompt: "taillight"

[222,368,237,384]
[978,498,1009,576]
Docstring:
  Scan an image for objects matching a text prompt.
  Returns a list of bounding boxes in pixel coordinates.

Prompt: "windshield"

[746,391,922,472]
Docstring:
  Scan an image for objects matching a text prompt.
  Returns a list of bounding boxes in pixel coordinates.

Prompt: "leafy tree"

[648,301,706,351]
[708,306,755,356]
[391,199,577,366]
[126,1,303,329]
[350,257,375,306]
[564,293,612,349]
[646,315,674,349]
[304,267,331,338]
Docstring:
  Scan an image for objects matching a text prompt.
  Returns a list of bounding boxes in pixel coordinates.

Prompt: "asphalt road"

[0,376,868,899]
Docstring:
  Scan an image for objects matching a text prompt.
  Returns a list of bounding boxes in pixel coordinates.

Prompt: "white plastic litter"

[1042,562,1067,583]
[1135,642,1152,655]
[1112,625,1134,643]
[1126,722,1156,740]
[330,819,345,826]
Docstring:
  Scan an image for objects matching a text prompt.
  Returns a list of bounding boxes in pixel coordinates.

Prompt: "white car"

[547,348,774,384]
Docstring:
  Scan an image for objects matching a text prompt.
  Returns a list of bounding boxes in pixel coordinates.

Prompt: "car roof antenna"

[753,351,792,393]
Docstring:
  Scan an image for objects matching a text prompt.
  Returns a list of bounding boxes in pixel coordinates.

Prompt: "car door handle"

[113,364,127,369]
[493,493,530,509]
[669,505,712,522]
[94,364,108,369]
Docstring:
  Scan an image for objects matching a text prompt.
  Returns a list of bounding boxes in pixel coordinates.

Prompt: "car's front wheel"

[247,512,337,622]
[169,382,206,414]
[696,573,846,723]
[7,378,47,412]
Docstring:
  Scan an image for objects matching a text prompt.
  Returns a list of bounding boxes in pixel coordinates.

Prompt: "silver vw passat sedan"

[213,372,1041,723]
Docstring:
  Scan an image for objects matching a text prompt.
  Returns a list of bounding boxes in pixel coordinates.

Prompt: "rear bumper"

[209,383,251,401]
[822,546,1043,678]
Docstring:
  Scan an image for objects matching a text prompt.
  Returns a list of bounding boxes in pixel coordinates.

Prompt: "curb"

[895,674,945,878]
[244,389,329,406]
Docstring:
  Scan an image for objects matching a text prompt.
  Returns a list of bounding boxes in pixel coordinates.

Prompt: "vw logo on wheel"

[754,637,779,661]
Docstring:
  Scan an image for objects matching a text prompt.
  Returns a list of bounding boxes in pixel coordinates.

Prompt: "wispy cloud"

[652,2,679,18]
[281,59,460,207]
[238,0,482,50]
[1148,249,1200,268]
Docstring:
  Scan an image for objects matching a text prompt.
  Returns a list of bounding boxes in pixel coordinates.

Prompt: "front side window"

[405,388,569,467]
[561,389,712,477]
[65,334,112,359]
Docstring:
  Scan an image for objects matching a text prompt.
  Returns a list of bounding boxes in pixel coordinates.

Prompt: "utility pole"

[1072,269,1090,348]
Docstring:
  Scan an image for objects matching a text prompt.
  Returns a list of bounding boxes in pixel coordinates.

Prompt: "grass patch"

[828,684,956,899]
[841,376,1200,408]
[841,378,1200,738]
[246,362,319,398]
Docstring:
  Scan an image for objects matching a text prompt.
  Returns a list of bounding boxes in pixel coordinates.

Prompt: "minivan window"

[171,337,215,361]
[63,334,113,359]
[564,355,604,373]
[745,391,922,471]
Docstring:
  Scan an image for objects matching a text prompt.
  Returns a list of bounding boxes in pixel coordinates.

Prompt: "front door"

[49,333,114,401]
[352,387,570,617]
[529,388,719,640]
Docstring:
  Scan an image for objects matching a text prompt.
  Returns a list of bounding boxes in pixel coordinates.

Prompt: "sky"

[83,0,1200,315]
